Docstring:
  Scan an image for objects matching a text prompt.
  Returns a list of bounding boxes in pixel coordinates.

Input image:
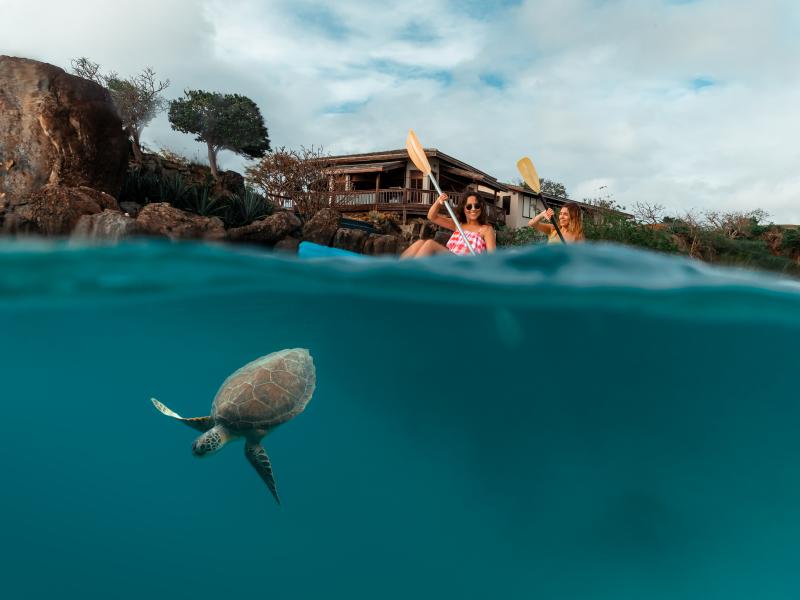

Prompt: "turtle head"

[192,425,231,458]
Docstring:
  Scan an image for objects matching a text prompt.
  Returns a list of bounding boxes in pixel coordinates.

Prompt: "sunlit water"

[2,240,799,599]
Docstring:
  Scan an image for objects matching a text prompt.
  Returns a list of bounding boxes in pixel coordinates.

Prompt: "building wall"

[504,191,547,229]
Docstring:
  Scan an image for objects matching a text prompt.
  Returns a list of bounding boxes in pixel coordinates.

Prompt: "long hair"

[563,202,584,239]
[457,193,487,225]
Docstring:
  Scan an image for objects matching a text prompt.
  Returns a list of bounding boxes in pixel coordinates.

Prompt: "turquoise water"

[2,240,800,599]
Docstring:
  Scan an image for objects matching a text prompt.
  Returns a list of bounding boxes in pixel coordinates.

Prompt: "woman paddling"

[528,203,585,243]
[401,192,497,258]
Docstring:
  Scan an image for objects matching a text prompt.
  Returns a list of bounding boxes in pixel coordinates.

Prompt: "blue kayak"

[297,241,366,259]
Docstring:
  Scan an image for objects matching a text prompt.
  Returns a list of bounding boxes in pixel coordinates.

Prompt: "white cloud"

[2,0,799,221]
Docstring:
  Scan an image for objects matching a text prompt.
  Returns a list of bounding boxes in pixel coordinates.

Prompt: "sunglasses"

[465,203,481,210]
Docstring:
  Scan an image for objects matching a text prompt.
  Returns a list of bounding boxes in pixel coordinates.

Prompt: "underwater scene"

[3,240,800,599]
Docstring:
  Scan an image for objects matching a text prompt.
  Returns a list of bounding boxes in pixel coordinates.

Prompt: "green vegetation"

[70,57,169,162]
[500,202,800,277]
[168,90,270,180]
[497,225,546,247]
[119,170,273,227]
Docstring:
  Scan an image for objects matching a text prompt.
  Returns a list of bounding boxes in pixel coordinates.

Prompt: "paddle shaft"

[540,196,566,244]
[428,174,477,256]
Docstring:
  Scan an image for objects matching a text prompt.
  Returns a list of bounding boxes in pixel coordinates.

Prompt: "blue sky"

[2,0,800,222]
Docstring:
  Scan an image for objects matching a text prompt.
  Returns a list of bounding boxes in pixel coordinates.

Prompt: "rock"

[0,56,128,208]
[72,209,141,241]
[363,233,407,256]
[302,208,341,246]
[332,228,368,253]
[3,185,119,235]
[434,230,451,246]
[274,237,300,254]
[365,212,402,235]
[401,218,438,243]
[226,211,301,246]
[136,202,225,240]
[119,201,142,218]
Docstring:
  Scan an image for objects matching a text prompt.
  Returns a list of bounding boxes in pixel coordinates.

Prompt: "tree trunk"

[131,130,143,162]
[207,143,219,180]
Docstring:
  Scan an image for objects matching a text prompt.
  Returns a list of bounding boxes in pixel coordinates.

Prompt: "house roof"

[504,184,632,217]
[326,160,406,175]
[327,148,508,191]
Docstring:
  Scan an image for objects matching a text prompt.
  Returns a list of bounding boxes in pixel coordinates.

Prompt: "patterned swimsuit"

[446,229,488,255]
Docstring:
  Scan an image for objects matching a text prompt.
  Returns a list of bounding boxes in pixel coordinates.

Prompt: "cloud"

[1,0,799,221]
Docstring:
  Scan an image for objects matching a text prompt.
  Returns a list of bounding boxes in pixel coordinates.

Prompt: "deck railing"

[266,188,505,225]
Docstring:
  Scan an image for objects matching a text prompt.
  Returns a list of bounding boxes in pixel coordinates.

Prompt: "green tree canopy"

[169,90,270,179]
[516,177,568,198]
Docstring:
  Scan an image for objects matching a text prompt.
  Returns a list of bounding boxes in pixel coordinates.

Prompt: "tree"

[169,90,270,179]
[541,179,568,198]
[70,57,169,162]
[633,201,666,225]
[515,177,568,197]
[245,146,332,219]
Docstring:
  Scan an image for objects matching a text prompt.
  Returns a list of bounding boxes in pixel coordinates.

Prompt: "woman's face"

[464,196,482,221]
[559,207,571,229]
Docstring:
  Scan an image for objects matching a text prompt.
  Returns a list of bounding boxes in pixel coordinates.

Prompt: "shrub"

[225,187,274,227]
[496,226,546,247]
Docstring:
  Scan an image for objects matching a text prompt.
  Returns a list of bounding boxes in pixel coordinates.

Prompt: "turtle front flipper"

[150,398,213,432]
[245,441,280,504]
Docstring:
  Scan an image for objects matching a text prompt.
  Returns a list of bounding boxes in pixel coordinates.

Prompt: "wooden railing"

[268,188,505,225]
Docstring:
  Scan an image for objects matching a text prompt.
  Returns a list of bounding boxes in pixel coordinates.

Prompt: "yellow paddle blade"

[516,157,541,194]
[406,129,432,175]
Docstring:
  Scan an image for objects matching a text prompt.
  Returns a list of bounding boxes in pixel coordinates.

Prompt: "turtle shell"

[211,348,315,432]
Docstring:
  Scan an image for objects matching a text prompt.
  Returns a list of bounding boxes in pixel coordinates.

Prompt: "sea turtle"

[151,348,316,504]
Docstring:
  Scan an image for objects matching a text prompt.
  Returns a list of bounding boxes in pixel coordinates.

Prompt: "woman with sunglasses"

[528,202,585,243]
[401,192,497,258]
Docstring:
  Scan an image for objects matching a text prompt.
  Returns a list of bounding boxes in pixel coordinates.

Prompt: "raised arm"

[528,208,555,235]
[427,193,457,230]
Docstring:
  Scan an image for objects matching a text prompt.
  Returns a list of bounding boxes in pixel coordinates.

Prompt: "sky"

[2,0,800,222]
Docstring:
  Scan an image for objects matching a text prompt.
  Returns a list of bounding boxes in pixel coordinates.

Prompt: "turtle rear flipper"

[151,398,213,432]
[245,441,280,505]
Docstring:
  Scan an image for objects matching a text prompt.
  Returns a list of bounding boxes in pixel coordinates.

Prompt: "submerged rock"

[227,211,301,246]
[302,208,341,246]
[119,201,142,217]
[72,209,141,241]
[136,202,225,241]
[274,237,300,254]
[363,233,406,256]
[332,227,368,253]
[3,185,119,235]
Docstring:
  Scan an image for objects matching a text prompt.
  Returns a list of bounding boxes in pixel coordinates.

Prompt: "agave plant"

[225,187,274,227]
[159,173,194,206]
[120,169,160,204]
[182,184,225,217]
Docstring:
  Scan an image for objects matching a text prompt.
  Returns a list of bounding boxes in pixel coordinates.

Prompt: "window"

[521,195,538,218]
[502,195,511,215]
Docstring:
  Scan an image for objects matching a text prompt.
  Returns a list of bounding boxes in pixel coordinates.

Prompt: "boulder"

[72,209,141,241]
[302,208,341,246]
[434,230,451,246]
[3,185,119,235]
[332,228,368,253]
[363,233,406,256]
[136,202,225,241]
[119,201,142,217]
[226,211,302,246]
[0,56,128,208]
[274,237,300,254]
